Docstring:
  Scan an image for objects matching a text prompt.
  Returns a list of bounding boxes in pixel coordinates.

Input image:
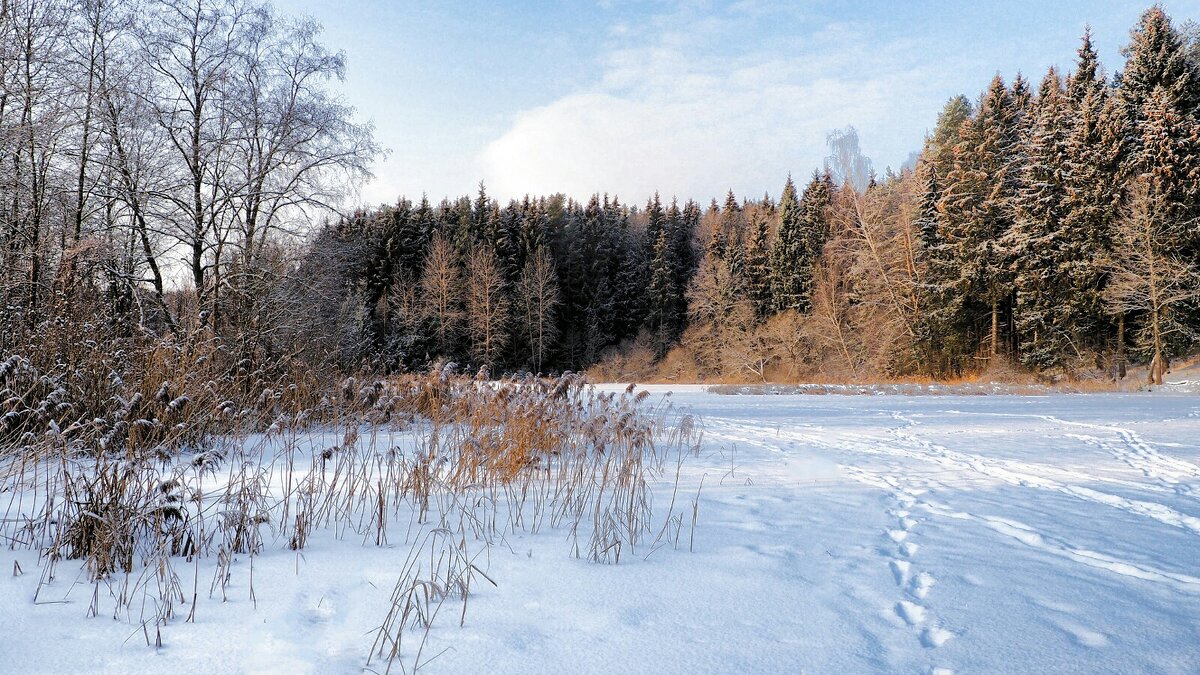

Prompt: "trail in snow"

[691,392,1200,674]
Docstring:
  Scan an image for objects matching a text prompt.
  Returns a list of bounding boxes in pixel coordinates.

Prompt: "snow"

[4,388,1200,673]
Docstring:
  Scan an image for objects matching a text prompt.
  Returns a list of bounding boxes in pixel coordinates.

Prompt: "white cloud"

[477,7,942,204]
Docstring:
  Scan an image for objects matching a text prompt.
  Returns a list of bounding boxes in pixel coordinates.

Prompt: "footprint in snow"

[908,571,936,600]
[890,559,911,586]
[921,625,955,648]
[888,529,909,543]
[895,600,926,625]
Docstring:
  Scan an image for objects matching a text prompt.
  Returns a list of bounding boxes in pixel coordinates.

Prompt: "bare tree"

[758,310,807,378]
[224,9,377,288]
[420,232,462,356]
[827,172,924,373]
[802,262,862,378]
[2,0,73,325]
[516,246,559,372]
[136,0,249,324]
[465,245,510,369]
[1104,179,1200,385]
[722,303,773,381]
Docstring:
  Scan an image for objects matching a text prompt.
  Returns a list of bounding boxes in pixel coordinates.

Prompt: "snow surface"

[4,388,1200,674]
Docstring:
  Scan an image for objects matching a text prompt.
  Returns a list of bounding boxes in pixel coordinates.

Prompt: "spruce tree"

[745,210,773,321]
[1118,7,1200,118]
[720,191,747,295]
[936,75,1024,359]
[1061,31,1125,361]
[1012,69,1076,369]
[770,175,804,311]
[644,192,665,261]
[670,199,699,340]
[916,96,973,266]
[646,229,677,356]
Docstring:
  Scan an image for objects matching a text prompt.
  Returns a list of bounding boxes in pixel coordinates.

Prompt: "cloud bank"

[478,5,941,204]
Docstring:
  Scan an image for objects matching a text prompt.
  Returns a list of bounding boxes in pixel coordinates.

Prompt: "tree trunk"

[1116,313,1126,379]
[990,300,999,357]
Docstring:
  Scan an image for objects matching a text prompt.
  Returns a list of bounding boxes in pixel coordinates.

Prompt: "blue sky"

[276,0,1200,207]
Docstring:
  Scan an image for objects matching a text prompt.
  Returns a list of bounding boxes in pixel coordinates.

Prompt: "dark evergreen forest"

[318,7,1200,383]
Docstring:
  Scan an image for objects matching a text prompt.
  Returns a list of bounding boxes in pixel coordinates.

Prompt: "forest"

[3,2,1199,387]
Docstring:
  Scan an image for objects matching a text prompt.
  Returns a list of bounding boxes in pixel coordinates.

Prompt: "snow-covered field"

[4,387,1200,674]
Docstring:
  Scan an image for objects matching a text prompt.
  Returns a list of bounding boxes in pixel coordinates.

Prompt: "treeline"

[319,7,1200,382]
[4,3,1199,385]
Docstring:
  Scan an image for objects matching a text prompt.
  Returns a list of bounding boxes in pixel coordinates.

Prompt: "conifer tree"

[745,210,773,321]
[936,75,1024,359]
[644,193,665,260]
[801,171,835,256]
[769,172,834,314]
[1118,7,1200,118]
[646,229,677,356]
[770,175,804,311]
[721,191,747,295]
[1061,30,1126,360]
[916,96,973,255]
[669,199,699,339]
[1012,69,1077,368]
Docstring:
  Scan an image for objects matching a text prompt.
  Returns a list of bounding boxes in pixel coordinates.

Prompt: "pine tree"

[669,199,699,340]
[489,201,520,284]
[1068,28,1102,103]
[611,217,648,341]
[644,192,665,260]
[770,175,804,311]
[1011,72,1033,114]
[518,195,549,263]
[916,96,973,256]
[745,210,773,321]
[720,191,747,296]
[1012,69,1077,369]
[646,229,677,356]
[1061,30,1125,361]
[801,171,834,257]
[769,172,834,314]
[936,75,1024,359]
[1118,7,1200,118]
[1140,86,1200,252]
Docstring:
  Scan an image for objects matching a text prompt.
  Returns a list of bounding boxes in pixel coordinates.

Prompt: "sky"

[275,0,1200,208]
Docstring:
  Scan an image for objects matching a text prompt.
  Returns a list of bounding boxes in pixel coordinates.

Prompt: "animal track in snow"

[896,600,926,625]
[921,626,955,648]
[861,470,953,655]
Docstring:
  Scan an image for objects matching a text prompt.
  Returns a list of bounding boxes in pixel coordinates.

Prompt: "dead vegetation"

[1,351,702,672]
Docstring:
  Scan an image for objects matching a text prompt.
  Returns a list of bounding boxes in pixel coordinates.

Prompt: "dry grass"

[590,342,1130,394]
[2,352,701,671]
